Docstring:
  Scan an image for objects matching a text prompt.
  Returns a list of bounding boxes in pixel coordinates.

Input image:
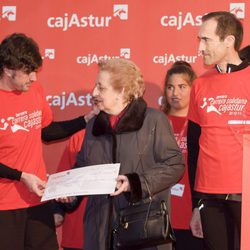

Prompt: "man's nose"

[198,41,205,55]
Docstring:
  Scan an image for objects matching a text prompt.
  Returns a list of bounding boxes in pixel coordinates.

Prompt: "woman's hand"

[110,175,130,196]
[56,196,77,203]
[54,213,64,227]
[190,207,204,238]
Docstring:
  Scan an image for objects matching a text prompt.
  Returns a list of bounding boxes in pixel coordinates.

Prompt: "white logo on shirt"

[200,97,222,115]
[200,95,247,116]
[0,110,42,133]
[0,117,29,132]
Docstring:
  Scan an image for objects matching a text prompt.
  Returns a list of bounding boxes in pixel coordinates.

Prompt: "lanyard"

[169,119,188,147]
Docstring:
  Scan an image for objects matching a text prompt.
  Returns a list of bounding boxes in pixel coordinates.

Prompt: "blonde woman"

[77,58,184,250]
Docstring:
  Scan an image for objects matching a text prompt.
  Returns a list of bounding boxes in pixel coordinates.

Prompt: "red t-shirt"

[0,82,53,210]
[57,130,86,249]
[168,115,192,229]
[188,67,250,193]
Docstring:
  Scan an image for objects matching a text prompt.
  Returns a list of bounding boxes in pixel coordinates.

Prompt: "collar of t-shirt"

[215,59,249,73]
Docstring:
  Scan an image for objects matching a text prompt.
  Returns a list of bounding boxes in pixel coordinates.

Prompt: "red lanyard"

[169,119,188,147]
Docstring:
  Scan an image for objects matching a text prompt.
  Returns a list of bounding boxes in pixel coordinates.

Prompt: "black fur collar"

[92,97,147,136]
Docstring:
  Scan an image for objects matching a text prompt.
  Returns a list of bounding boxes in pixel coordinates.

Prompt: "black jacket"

[76,98,185,250]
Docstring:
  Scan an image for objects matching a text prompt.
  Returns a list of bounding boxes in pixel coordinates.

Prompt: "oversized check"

[41,163,120,201]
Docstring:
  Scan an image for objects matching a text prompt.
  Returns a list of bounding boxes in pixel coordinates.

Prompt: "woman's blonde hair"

[98,58,145,103]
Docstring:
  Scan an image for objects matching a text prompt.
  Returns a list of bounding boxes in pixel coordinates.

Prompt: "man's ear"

[225,35,235,49]
[4,68,13,77]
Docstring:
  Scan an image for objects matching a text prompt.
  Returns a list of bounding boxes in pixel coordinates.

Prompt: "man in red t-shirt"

[0,33,89,250]
[0,32,58,250]
[187,12,249,250]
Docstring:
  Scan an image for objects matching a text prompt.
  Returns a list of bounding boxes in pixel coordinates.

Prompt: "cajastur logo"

[2,6,16,21]
[230,3,245,19]
[153,52,198,66]
[161,12,202,30]
[43,49,55,60]
[76,48,131,66]
[120,48,130,59]
[113,4,128,20]
[200,95,247,116]
[46,92,93,110]
[0,110,42,133]
[47,4,128,31]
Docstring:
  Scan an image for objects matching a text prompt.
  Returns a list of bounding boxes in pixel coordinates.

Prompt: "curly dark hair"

[162,61,196,114]
[0,33,42,77]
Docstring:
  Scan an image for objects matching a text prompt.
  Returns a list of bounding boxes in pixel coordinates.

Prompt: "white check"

[41,163,120,201]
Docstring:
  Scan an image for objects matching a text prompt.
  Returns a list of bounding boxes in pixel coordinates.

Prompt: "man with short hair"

[187,11,249,250]
[0,33,90,249]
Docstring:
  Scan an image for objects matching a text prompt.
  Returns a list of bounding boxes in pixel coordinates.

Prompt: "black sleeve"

[52,201,65,216]
[187,120,201,209]
[42,116,86,142]
[0,162,22,180]
[56,196,83,213]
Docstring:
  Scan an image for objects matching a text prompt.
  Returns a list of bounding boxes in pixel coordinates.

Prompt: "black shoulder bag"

[116,178,175,249]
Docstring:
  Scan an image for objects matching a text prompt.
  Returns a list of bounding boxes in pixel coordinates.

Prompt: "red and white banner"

[1,1,249,249]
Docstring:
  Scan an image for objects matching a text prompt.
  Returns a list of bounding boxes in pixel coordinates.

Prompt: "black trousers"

[199,199,241,250]
[0,202,58,250]
[173,229,205,250]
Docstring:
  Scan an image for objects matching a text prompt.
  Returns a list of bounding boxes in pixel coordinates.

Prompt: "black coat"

[76,98,185,250]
